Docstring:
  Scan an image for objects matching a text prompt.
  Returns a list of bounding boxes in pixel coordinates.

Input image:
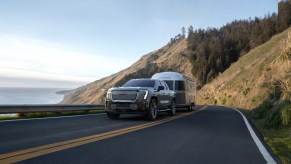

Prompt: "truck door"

[157,81,170,108]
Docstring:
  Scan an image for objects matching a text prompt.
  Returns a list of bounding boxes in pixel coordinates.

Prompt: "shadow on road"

[115,108,192,121]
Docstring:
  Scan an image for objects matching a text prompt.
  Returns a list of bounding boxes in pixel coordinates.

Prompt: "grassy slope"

[197,28,291,163]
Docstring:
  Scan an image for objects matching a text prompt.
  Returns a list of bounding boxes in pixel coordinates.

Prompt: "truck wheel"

[168,100,176,116]
[107,112,120,119]
[147,99,158,120]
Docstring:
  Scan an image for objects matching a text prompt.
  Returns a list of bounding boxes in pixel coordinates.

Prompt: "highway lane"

[0,106,278,163]
[0,106,201,155]
[0,113,149,155]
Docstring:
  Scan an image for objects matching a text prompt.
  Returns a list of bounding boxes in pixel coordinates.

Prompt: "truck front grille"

[112,91,137,100]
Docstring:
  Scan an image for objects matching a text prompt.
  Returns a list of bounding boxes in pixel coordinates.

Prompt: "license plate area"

[116,103,130,107]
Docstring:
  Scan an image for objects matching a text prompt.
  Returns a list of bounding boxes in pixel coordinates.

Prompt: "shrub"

[265,109,281,128]
[252,101,273,119]
[280,103,291,126]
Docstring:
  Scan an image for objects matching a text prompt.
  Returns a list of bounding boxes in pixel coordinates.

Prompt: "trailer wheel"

[188,103,194,111]
[191,103,195,110]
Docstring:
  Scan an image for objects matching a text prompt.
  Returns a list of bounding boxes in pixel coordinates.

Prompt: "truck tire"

[107,112,120,119]
[147,98,158,120]
[168,99,176,116]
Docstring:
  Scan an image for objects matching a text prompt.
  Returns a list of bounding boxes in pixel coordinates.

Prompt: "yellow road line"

[0,106,207,163]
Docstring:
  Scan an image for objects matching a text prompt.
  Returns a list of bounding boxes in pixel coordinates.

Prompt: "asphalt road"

[0,106,278,164]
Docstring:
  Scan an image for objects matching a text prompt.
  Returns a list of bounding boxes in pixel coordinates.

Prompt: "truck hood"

[108,87,152,92]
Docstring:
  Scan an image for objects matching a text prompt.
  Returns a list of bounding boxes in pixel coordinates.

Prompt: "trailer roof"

[151,72,194,81]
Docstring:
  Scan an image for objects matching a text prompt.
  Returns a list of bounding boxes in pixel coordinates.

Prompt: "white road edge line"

[0,113,106,123]
[229,107,276,164]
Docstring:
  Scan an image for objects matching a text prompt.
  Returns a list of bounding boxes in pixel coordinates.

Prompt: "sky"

[0,0,277,88]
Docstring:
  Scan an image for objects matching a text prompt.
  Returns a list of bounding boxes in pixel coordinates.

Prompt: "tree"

[278,0,291,32]
[181,27,186,38]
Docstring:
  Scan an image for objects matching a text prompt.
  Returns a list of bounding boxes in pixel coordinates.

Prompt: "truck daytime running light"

[107,92,112,99]
[143,91,148,99]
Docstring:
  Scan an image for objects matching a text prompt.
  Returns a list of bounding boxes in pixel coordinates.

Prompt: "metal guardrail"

[0,104,105,114]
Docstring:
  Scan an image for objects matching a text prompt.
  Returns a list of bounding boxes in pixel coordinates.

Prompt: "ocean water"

[0,87,69,104]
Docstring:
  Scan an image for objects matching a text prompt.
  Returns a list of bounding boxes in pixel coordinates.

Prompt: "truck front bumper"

[105,100,149,114]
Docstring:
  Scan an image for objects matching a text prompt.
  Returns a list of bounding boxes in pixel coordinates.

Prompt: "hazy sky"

[0,0,277,88]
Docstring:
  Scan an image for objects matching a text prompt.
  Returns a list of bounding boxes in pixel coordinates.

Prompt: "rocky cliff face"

[61,39,194,104]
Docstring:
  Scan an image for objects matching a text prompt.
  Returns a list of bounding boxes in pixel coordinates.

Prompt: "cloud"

[0,34,129,88]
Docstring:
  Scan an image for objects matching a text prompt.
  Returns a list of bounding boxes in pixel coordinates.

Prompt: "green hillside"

[197,28,291,163]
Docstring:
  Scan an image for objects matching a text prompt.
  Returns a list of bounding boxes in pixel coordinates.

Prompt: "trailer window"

[175,81,185,91]
[164,80,174,90]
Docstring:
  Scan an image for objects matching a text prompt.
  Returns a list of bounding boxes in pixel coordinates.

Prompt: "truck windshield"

[122,79,155,88]
[164,80,174,90]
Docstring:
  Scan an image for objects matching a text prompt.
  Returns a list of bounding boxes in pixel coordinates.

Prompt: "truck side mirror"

[158,86,164,91]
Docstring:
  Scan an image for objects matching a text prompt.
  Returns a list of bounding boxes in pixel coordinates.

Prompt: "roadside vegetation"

[0,110,105,121]
[246,101,291,164]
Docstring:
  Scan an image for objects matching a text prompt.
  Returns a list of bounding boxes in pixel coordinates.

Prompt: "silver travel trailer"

[151,72,196,110]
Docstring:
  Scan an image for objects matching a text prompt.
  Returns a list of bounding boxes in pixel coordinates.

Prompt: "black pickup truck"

[105,79,176,120]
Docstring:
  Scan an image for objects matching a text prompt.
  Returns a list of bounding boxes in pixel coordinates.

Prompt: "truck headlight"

[139,90,148,100]
[106,92,112,100]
